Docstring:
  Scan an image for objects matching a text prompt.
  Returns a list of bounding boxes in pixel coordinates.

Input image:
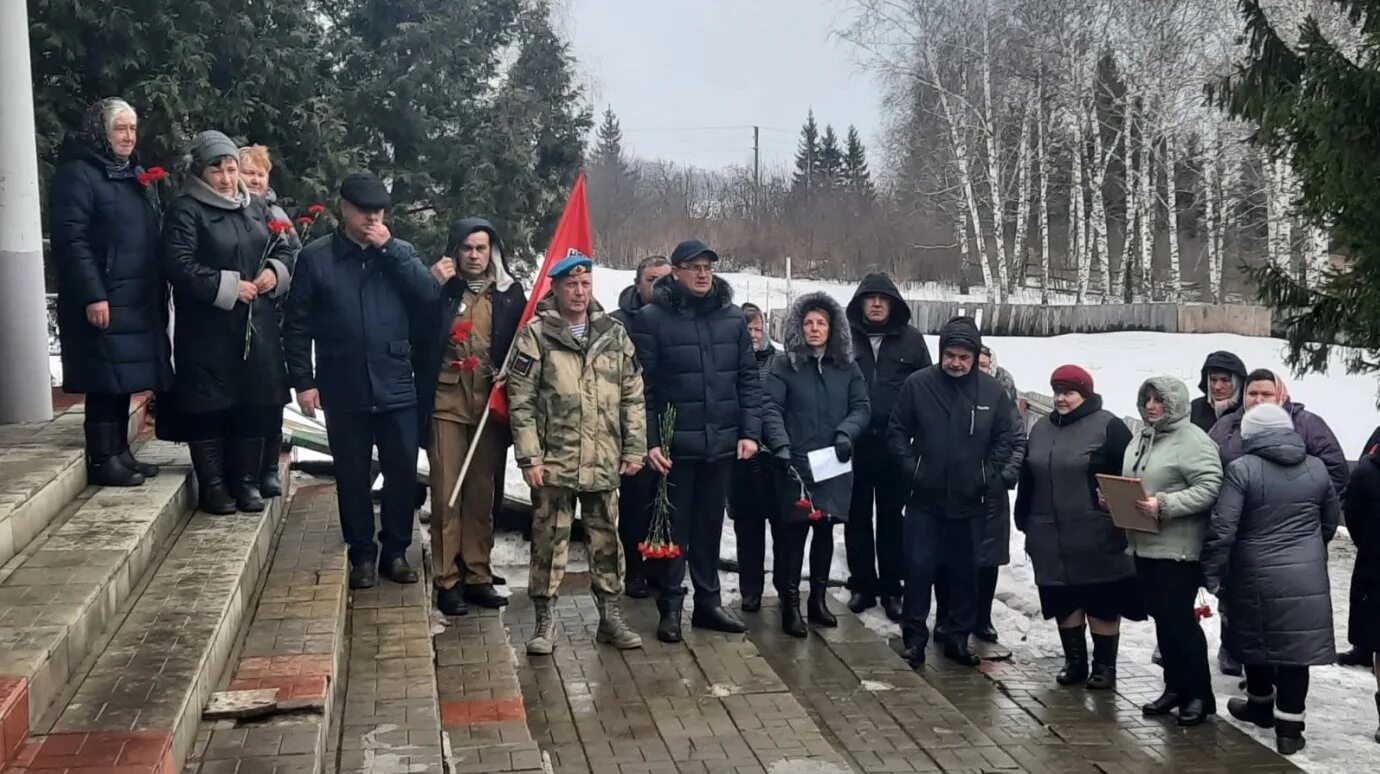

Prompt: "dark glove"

[773,446,792,462]
[834,433,853,463]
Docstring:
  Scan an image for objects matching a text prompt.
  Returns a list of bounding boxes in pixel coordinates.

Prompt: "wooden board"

[1095,474,1158,533]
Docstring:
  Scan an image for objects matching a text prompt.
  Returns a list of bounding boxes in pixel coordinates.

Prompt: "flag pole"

[446,346,519,509]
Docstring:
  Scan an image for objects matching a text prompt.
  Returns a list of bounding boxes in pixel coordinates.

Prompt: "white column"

[0,0,54,423]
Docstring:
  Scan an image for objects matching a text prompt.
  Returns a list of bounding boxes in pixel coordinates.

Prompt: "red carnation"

[808,509,825,522]
[450,320,474,343]
[458,355,481,372]
[1194,605,1213,620]
[795,498,812,511]
[137,166,167,187]
[268,219,293,236]
[308,203,327,215]
[297,215,314,227]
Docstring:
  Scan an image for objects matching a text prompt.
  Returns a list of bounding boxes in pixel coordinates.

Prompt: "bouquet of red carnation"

[1194,591,1213,621]
[784,464,825,522]
[640,406,682,560]
[243,220,294,359]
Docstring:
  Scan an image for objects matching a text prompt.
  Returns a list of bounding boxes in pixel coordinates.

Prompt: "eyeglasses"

[677,263,714,275]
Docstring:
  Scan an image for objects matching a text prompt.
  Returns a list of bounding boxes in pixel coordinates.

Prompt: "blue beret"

[548,252,593,279]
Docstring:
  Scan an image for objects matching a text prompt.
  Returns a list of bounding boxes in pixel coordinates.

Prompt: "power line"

[621,124,794,134]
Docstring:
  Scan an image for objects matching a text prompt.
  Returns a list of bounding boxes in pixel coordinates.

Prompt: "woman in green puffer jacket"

[1122,376,1223,727]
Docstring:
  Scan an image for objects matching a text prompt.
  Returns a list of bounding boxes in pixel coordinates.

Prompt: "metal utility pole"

[0,0,55,423]
[752,126,761,214]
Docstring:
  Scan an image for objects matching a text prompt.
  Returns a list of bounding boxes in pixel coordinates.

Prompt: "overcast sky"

[562,0,885,172]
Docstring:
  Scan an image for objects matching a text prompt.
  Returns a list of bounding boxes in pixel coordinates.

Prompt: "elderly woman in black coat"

[762,292,870,637]
[161,131,295,515]
[50,97,172,486]
[729,303,779,611]
[1202,403,1340,756]
[1344,432,1380,744]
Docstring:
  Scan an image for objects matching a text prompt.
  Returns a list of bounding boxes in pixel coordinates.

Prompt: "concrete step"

[0,394,154,569]
[182,483,347,774]
[0,441,191,769]
[5,480,289,773]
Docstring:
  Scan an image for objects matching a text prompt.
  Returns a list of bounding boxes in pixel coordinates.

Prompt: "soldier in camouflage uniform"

[507,253,647,654]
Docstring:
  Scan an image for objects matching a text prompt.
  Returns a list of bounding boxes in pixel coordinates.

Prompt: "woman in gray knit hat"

[159,130,297,515]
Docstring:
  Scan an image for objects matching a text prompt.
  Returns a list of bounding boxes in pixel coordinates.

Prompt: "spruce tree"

[843,125,875,200]
[792,109,821,193]
[1218,0,1380,379]
[595,107,625,168]
[818,125,844,189]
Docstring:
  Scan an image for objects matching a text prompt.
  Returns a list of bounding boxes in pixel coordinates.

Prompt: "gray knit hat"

[1241,403,1293,439]
[188,130,239,173]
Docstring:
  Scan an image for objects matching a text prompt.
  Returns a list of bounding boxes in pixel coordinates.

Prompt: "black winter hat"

[339,173,391,210]
[938,315,981,355]
[669,239,718,266]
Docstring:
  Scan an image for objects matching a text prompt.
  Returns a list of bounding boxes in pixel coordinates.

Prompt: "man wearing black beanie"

[887,315,1017,668]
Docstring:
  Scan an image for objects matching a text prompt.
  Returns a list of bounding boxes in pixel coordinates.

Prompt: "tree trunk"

[1116,102,1138,302]
[1204,140,1221,304]
[1163,129,1181,302]
[1089,101,1114,301]
[955,204,973,294]
[1137,123,1155,302]
[1011,96,1033,295]
[927,48,995,300]
[1037,79,1051,306]
[1306,224,1329,280]
[979,8,1009,301]
[1072,112,1089,302]
[1267,156,1295,273]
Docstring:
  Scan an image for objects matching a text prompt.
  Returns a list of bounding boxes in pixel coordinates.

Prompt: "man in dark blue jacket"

[627,239,763,643]
[887,316,1016,668]
[283,174,444,590]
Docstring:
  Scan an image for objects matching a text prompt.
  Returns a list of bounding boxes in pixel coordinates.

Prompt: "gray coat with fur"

[762,292,871,523]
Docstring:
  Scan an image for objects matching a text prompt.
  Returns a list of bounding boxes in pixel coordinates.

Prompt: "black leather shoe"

[86,423,145,488]
[903,645,926,669]
[625,574,650,599]
[349,561,377,590]
[847,591,876,614]
[381,556,419,584]
[741,593,762,612]
[1142,690,1182,716]
[1176,697,1213,726]
[657,608,683,643]
[942,637,980,666]
[492,573,507,586]
[463,583,508,609]
[882,596,903,622]
[435,584,468,616]
[974,625,999,643]
[691,604,747,633]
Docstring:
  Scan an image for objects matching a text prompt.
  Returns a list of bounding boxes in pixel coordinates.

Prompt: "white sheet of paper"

[807,447,852,482]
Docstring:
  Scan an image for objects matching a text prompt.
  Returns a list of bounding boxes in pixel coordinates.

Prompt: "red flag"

[488,173,593,421]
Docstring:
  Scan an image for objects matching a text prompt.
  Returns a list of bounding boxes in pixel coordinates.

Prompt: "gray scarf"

[184,174,250,211]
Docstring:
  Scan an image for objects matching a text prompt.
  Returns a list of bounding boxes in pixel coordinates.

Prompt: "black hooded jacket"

[627,274,763,461]
[847,273,933,436]
[1190,350,1246,433]
[886,316,1017,519]
[611,284,648,328]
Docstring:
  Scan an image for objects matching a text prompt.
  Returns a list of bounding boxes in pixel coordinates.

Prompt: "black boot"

[656,600,683,643]
[781,588,807,638]
[942,635,980,666]
[1274,713,1306,755]
[189,440,236,515]
[117,434,159,479]
[85,423,144,487]
[1338,646,1375,667]
[847,591,877,614]
[882,595,903,622]
[1086,633,1118,690]
[435,584,468,616]
[807,583,837,627]
[1176,697,1213,726]
[741,593,762,613]
[259,432,283,498]
[231,438,267,512]
[1056,625,1089,686]
[1227,691,1275,729]
[1217,646,1243,677]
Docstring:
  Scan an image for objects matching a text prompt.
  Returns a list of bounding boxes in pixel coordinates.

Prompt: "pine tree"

[595,107,625,168]
[792,109,821,193]
[843,125,875,200]
[818,125,844,189]
[587,105,639,263]
[1217,0,1380,379]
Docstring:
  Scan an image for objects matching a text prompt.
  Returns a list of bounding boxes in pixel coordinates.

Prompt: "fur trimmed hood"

[783,291,853,369]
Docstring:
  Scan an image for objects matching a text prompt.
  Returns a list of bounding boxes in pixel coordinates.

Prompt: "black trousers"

[325,407,419,566]
[1245,664,1309,716]
[846,436,906,598]
[618,466,657,582]
[729,456,776,599]
[85,393,131,424]
[652,458,731,607]
[1136,556,1213,703]
[936,565,998,635]
[181,406,282,442]
[901,509,982,649]
[773,520,833,595]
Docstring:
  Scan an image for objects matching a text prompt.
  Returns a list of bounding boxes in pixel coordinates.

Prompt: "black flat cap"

[669,239,718,266]
[339,173,391,210]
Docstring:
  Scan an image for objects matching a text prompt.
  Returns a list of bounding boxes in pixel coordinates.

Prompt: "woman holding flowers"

[761,292,870,638]
[161,130,296,515]
[51,97,172,487]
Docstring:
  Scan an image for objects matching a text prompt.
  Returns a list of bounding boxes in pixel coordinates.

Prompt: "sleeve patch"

[513,352,536,377]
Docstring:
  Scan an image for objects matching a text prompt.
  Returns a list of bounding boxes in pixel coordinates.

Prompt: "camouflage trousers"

[529,487,624,600]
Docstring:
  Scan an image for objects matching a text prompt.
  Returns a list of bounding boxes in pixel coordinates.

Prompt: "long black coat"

[887,365,1018,520]
[627,275,763,461]
[980,402,1027,567]
[1015,397,1136,586]
[1344,454,1380,651]
[1201,428,1340,667]
[161,188,295,414]
[761,293,870,524]
[50,136,171,396]
[283,231,438,414]
[846,273,932,438]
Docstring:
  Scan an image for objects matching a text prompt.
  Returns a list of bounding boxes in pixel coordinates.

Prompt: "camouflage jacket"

[507,297,647,492]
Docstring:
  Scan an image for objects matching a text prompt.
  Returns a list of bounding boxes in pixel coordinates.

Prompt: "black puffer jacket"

[160,182,295,413]
[1016,396,1136,586]
[1189,351,1245,433]
[886,316,1017,520]
[762,293,870,523]
[611,284,648,328]
[1202,428,1340,666]
[627,275,763,461]
[847,273,932,437]
[50,135,171,395]
[1344,453,1380,651]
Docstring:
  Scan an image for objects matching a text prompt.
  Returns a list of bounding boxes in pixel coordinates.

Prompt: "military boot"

[527,598,557,656]
[595,594,643,650]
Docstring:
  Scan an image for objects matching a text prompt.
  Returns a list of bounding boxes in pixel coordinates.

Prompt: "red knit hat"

[1050,365,1094,398]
